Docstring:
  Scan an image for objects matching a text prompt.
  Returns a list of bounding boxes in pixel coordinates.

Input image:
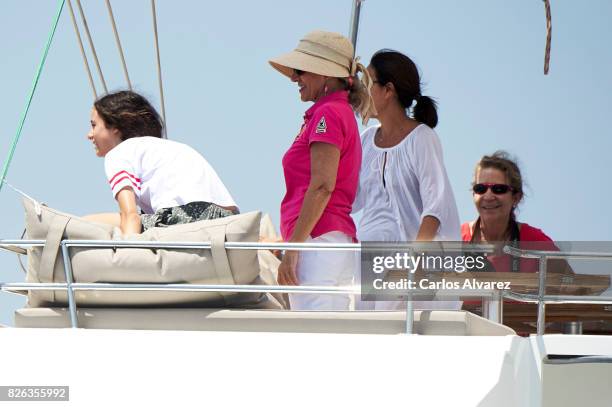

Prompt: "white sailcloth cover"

[23,198,268,308]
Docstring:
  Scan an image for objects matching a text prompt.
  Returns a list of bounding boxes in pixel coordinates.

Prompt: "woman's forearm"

[278,184,332,286]
[115,188,142,236]
[120,212,142,236]
[415,215,440,241]
[289,185,332,242]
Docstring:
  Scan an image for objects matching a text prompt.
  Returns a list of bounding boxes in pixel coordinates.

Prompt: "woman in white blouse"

[353,50,460,309]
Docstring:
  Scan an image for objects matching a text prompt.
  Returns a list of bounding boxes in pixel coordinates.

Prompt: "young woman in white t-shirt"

[353,50,460,310]
[84,91,237,236]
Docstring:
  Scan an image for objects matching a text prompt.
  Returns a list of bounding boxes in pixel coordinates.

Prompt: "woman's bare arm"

[116,187,142,236]
[416,215,440,241]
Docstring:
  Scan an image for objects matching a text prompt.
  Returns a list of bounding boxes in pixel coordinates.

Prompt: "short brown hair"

[474,151,524,218]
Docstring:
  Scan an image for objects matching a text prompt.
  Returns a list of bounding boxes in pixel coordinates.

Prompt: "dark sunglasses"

[472,183,514,195]
[294,69,305,76]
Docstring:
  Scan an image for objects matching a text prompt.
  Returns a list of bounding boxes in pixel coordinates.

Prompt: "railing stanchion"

[537,255,547,335]
[499,291,504,323]
[61,242,78,328]
[405,272,415,334]
[564,321,583,335]
[483,295,491,321]
[482,291,502,323]
[405,248,415,334]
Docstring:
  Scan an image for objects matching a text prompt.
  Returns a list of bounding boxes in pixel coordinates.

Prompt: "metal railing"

[1,239,611,335]
[1,239,365,328]
[503,246,612,335]
[1,240,495,332]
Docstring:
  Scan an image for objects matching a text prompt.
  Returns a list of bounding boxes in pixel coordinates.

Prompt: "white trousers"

[288,231,356,311]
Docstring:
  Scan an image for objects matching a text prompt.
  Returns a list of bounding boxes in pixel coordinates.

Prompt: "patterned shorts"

[141,201,237,231]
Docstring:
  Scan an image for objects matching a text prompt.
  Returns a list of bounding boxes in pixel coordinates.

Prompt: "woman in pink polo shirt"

[269,30,375,310]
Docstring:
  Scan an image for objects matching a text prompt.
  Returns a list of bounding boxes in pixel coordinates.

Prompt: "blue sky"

[1,0,611,324]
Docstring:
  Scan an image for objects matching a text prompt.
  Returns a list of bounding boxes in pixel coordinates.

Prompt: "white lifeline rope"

[0,179,37,259]
[151,0,167,138]
[105,0,133,90]
[0,179,42,217]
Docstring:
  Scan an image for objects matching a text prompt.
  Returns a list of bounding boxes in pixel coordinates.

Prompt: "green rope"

[0,0,66,192]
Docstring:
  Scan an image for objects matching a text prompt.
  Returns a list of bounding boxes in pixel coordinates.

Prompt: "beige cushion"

[24,199,265,307]
[14,308,515,336]
[257,214,287,308]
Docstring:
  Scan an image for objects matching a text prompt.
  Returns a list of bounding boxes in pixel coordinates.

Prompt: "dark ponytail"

[413,95,438,128]
[370,49,439,128]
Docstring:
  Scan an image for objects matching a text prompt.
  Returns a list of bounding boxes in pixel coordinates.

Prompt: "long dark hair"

[94,90,163,140]
[370,49,438,128]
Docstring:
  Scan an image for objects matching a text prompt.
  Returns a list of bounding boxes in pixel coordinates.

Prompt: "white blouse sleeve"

[411,128,455,223]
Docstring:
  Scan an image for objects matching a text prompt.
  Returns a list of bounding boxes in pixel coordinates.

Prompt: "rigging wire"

[151,0,168,138]
[75,0,108,93]
[543,0,552,75]
[105,0,132,90]
[0,0,66,194]
[66,0,98,99]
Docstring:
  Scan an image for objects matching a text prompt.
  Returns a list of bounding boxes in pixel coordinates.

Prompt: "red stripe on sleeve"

[111,176,141,191]
[109,170,141,184]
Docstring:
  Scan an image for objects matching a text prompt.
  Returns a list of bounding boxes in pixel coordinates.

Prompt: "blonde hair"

[347,58,376,125]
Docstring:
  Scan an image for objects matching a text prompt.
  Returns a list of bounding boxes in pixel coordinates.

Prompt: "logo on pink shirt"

[315,116,327,134]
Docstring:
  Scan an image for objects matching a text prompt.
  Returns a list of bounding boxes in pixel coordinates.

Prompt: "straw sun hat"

[269,30,358,78]
[270,30,376,124]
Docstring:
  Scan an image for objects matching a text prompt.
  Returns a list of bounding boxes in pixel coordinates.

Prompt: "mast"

[348,0,364,49]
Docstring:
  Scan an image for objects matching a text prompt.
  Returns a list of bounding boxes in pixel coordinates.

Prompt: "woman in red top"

[268,30,375,310]
[462,151,571,273]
